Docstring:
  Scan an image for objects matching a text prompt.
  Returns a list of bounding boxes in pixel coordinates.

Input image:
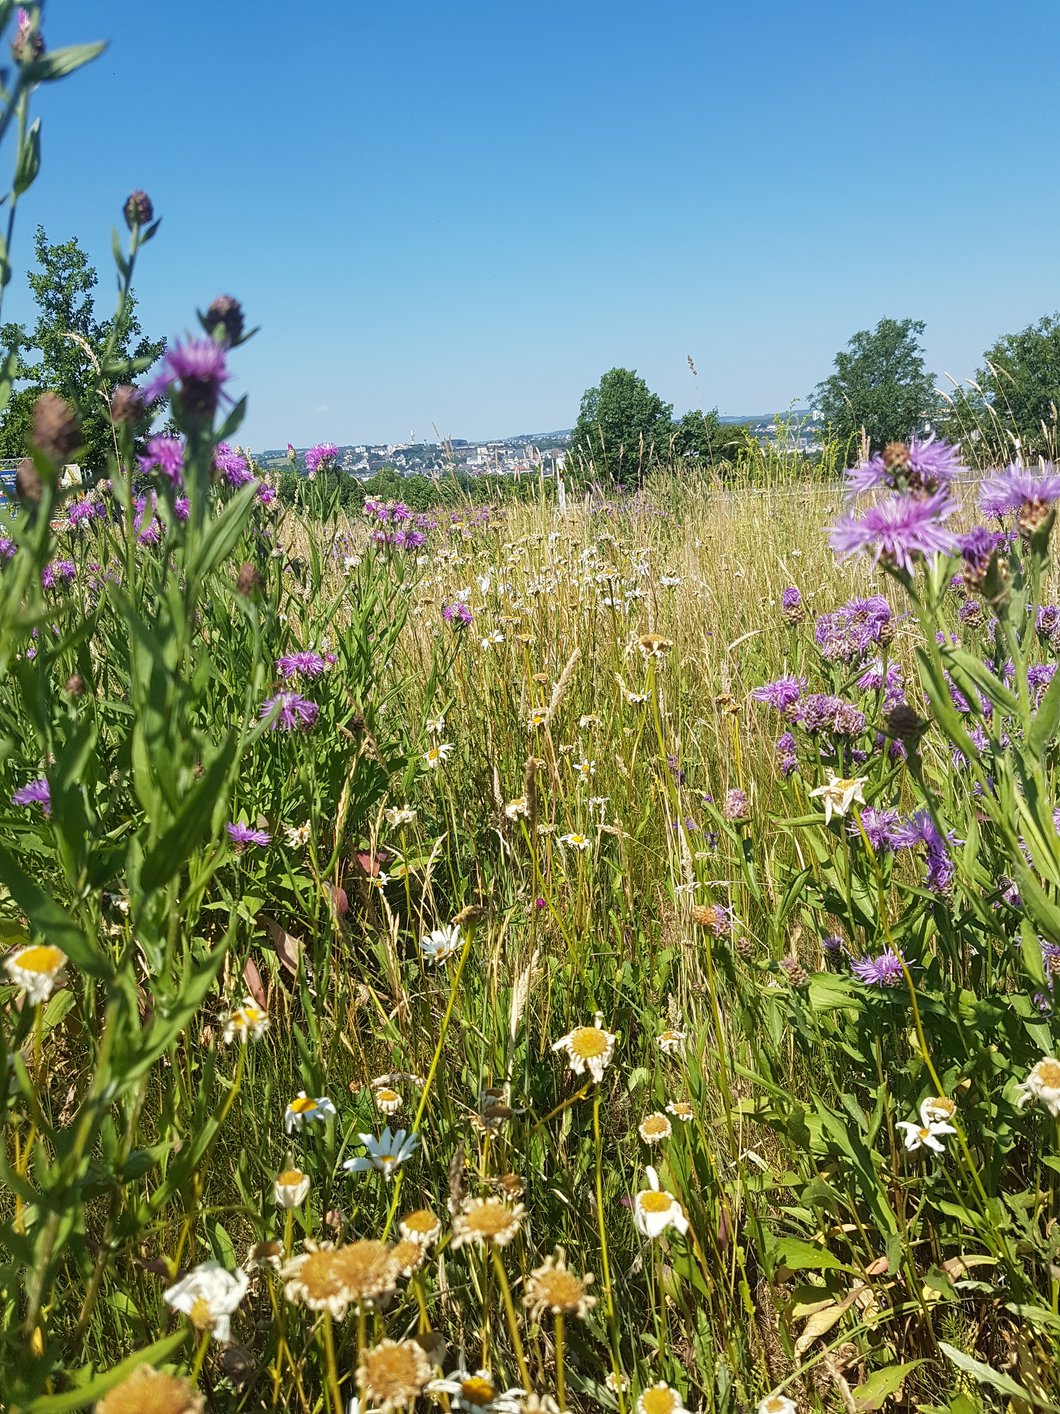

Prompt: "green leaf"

[851,1360,925,1411]
[23,40,107,82]
[0,841,108,978]
[139,735,236,896]
[23,1328,188,1412]
[13,117,40,196]
[938,1341,1060,1410]
[186,478,258,582]
[770,1236,848,1273]
[807,973,859,1012]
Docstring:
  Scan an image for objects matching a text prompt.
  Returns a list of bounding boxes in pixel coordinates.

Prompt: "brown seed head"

[236,562,263,595]
[95,1365,204,1414]
[65,673,86,697]
[1018,500,1052,537]
[15,456,41,503]
[882,441,910,473]
[884,703,928,744]
[109,384,146,427]
[30,392,82,464]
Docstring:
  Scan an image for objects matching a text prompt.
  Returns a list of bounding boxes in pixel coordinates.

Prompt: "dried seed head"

[95,1365,204,1414]
[883,703,928,744]
[882,441,910,473]
[64,673,86,697]
[123,190,154,229]
[780,955,808,988]
[30,392,82,464]
[15,456,41,503]
[236,562,263,595]
[109,384,146,426]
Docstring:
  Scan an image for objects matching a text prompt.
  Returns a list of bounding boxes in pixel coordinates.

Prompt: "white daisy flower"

[275,1167,311,1207]
[420,923,462,963]
[3,944,66,1006]
[163,1260,249,1343]
[423,742,454,768]
[807,772,868,825]
[551,1019,616,1083]
[343,1126,419,1180]
[633,1166,689,1240]
[284,1092,337,1135]
[1016,1057,1060,1118]
[895,1118,957,1153]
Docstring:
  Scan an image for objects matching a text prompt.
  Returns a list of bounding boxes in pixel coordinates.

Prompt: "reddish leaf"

[243,955,267,1008]
[257,912,303,976]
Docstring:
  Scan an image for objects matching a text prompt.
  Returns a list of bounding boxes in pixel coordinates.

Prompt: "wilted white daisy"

[399,1208,441,1246]
[527,706,548,730]
[666,1100,694,1123]
[358,1337,433,1412]
[421,923,462,963]
[284,1092,337,1135]
[385,806,418,828]
[1016,1057,1060,1118]
[374,1086,403,1115]
[95,1365,203,1414]
[636,1383,690,1414]
[559,831,591,851]
[657,1029,686,1056]
[920,1095,957,1126]
[571,759,595,783]
[638,1113,672,1145]
[428,1370,525,1413]
[633,1166,689,1240]
[895,1118,956,1153]
[223,996,269,1045]
[637,633,672,660]
[163,1260,249,1342]
[423,742,454,768]
[3,944,67,1005]
[284,820,312,849]
[425,714,445,736]
[757,1397,797,1414]
[552,1019,616,1083]
[281,1240,400,1318]
[807,772,867,825]
[525,1248,596,1319]
[451,1195,526,1249]
[275,1167,311,1207]
[504,797,528,820]
[343,1126,419,1179]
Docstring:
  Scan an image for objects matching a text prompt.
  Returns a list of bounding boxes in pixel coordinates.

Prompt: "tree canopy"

[570,368,674,486]
[0,226,165,473]
[813,317,936,455]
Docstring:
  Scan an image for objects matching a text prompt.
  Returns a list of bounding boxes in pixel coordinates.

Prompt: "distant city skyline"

[4,1,1058,448]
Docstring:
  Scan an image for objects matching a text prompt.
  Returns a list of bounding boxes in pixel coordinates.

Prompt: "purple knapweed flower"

[795,693,866,737]
[814,595,893,662]
[11,777,50,814]
[257,483,277,506]
[853,806,900,852]
[845,437,964,498]
[226,822,271,848]
[890,810,961,892]
[305,443,338,475]
[752,675,806,712]
[276,651,328,679]
[821,933,845,954]
[0,536,15,560]
[174,496,190,522]
[138,434,184,485]
[830,490,959,575]
[133,495,162,545]
[979,464,1060,524]
[723,788,749,822]
[442,602,473,628]
[957,526,1004,584]
[143,338,231,422]
[260,690,320,731]
[781,586,803,622]
[215,441,254,487]
[851,947,907,987]
[775,731,798,775]
[41,560,76,589]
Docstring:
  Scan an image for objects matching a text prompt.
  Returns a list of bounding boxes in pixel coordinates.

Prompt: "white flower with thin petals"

[560,831,591,851]
[808,772,867,825]
[343,1126,419,1179]
[425,714,445,736]
[4,944,66,1005]
[163,1260,249,1342]
[421,923,462,963]
[223,997,269,1045]
[428,1370,524,1413]
[284,820,312,849]
[552,1019,616,1083]
[633,1166,688,1239]
[636,1383,690,1414]
[895,1118,957,1153]
[284,1092,337,1135]
[757,1397,797,1414]
[920,1095,957,1126]
[423,742,453,768]
[1016,1057,1060,1118]
[275,1167,311,1207]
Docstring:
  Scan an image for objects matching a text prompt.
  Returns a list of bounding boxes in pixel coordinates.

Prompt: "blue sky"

[8,1,1060,447]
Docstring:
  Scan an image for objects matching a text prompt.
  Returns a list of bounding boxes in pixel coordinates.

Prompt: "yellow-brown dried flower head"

[525,1248,596,1319]
[357,1338,433,1412]
[882,441,910,474]
[15,456,41,503]
[281,1240,400,1318]
[30,392,82,464]
[95,1365,204,1414]
[235,562,263,595]
[451,1195,525,1249]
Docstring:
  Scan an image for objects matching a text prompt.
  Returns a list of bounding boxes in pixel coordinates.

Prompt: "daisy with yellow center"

[423,742,454,768]
[95,1365,204,1414]
[757,1396,796,1414]
[634,1166,689,1240]
[274,1167,311,1207]
[504,796,528,820]
[245,1240,283,1271]
[920,1095,956,1126]
[527,707,548,730]
[807,772,868,825]
[399,1208,441,1246]
[281,1240,400,1317]
[284,820,312,849]
[637,633,672,659]
[223,996,269,1044]
[392,1238,429,1276]
[638,1113,672,1145]
[524,1248,596,1319]
[637,1383,689,1414]
[451,1195,526,1249]
[357,1337,433,1411]
[1017,1057,1060,1118]
[428,1370,525,1413]
[657,1029,686,1056]
[284,1092,336,1135]
[374,1086,403,1115]
[666,1100,694,1122]
[3,944,66,1005]
[162,1261,249,1342]
[552,1019,617,1083]
[559,831,591,851]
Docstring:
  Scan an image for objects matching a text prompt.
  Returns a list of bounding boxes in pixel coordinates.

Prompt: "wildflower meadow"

[3,8,1060,1414]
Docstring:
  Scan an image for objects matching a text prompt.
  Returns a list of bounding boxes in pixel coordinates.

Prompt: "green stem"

[490,1247,532,1393]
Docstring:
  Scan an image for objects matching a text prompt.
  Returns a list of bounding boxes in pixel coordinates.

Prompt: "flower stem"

[490,1248,532,1393]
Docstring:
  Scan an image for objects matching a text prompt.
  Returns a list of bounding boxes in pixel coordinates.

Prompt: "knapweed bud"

[64,673,86,697]
[781,586,803,623]
[204,294,244,346]
[1018,499,1053,538]
[123,190,154,229]
[780,955,808,988]
[723,788,749,823]
[236,561,263,595]
[877,616,898,647]
[30,392,81,464]
[11,9,43,64]
[109,384,145,427]
[882,441,910,475]
[15,456,41,503]
[884,702,928,745]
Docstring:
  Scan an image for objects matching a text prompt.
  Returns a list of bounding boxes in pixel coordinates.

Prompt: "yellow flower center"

[641,1386,678,1414]
[189,1296,214,1330]
[639,1190,673,1214]
[918,1128,931,1140]
[15,944,63,974]
[641,1116,669,1137]
[1037,1060,1060,1088]
[669,1102,693,1119]
[401,1209,437,1235]
[762,1400,787,1414]
[460,1377,496,1406]
[427,748,441,762]
[465,1200,515,1237]
[377,1089,399,1104]
[290,1096,318,1114]
[570,1026,608,1058]
[278,1169,305,1186]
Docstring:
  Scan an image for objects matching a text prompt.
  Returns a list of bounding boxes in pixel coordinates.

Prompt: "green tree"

[570,367,674,486]
[0,225,165,473]
[812,317,936,454]
[939,313,1060,466]
[670,407,750,465]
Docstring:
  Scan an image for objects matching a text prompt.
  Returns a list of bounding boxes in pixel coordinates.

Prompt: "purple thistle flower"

[815,595,893,662]
[0,536,15,560]
[11,777,50,814]
[979,464,1060,522]
[851,947,906,987]
[1028,663,1057,707]
[214,441,254,487]
[890,810,961,893]
[305,442,339,475]
[143,338,231,422]
[174,495,190,521]
[442,602,473,627]
[41,560,76,589]
[1037,605,1060,641]
[853,806,900,852]
[775,731,798,775]
[845,437,964,498]
[260,690,320,731]
[226,821,271,848]
[821,933,845,954]
[68,499,99,528]
[138,434,184,485]
[795,693,866,737]
[751,675,806,712]
[781,586,803,622]
[275,650,328,679]
[829,490,959,575]
[723,788,749,822]
[133,494,162,545]
[957,526,1004,583]
[257,483,277,506]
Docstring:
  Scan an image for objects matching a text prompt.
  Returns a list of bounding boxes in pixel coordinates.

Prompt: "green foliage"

[0,226,165,472]
[813,316,936,454]
[570,366,674,486]
[669,407,750,465]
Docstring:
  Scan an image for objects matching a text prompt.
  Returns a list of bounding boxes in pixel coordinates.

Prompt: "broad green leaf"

[938,1341,1060,1410]
[770,1236,848,1273]
[13,116,40,196]
[23,40,107,82]
[851,1360,925,1411]
[24,1328,188,1412]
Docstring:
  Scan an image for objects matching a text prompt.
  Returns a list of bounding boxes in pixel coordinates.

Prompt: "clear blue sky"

[8,0,1060,448]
